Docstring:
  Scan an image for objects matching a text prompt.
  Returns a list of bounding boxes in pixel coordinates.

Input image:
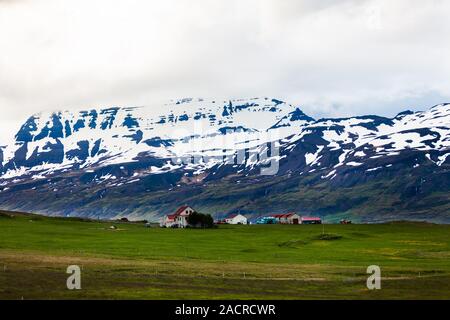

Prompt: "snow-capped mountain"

[0,99,449,223]
[0,98,310,180]
[277,103,450,176]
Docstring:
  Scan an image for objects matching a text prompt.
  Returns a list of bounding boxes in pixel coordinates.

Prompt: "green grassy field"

[0,210,449,299]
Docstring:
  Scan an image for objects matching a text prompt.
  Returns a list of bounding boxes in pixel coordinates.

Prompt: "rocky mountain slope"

[0,98,449,223]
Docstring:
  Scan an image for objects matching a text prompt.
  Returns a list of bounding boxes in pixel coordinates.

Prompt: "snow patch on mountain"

[0,100,449,186]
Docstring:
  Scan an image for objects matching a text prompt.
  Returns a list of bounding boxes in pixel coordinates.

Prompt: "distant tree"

[187,211,215,228]
[203,214,214,228]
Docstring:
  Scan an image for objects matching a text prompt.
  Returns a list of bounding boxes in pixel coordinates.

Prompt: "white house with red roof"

[224,213,247,225]
[160,205,195,228]
[273,213,301,224]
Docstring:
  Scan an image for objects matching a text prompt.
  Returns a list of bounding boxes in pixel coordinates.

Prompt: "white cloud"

[0,0,449,143]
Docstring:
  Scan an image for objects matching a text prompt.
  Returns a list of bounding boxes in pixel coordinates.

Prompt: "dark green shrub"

[187,211,215,228]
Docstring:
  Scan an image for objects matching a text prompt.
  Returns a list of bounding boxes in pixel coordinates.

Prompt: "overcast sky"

[1,0,450,143]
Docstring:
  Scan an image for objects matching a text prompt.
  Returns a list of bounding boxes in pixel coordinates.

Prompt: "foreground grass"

[0,211,449,299]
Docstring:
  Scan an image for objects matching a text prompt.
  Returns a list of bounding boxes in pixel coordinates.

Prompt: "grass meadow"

[0,210,449,299]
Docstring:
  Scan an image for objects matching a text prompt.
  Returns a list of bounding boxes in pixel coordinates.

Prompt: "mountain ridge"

[0,99,449,223]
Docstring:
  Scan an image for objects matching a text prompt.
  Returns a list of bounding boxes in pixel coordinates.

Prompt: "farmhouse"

[161,206,195,228]
[272,213,300,224]
[161,214,178,228]
[224,214,247,225]
[301,216,322,224]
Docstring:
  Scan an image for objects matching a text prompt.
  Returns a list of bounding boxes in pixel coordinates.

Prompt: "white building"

[273,213,301,224]
[225,214,247,225]
[161,206,195,228]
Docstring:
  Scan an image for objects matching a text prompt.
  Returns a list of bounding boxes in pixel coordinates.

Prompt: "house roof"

[301,216,321,221]
[226,214,244,219]
[173,205,192,216]
[273,213,297,218]
[164,206,194,221]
